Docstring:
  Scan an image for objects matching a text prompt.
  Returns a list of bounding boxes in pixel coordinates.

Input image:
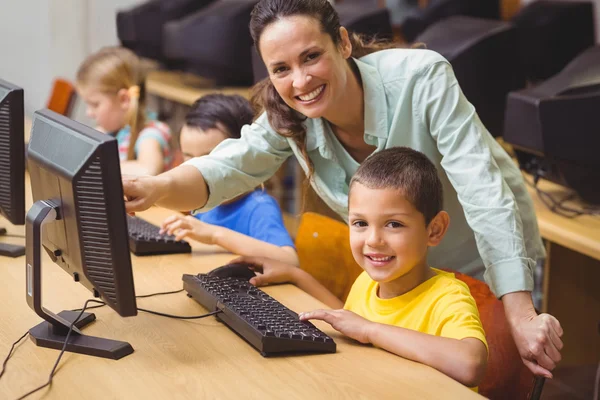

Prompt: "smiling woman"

[121,0,563,379]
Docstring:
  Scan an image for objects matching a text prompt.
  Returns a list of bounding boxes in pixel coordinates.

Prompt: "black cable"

[71,289,184,312]
[137,308,221,320]
[136,288,184,299]
[528,173,600,218]
[0,331,29,380]
[15,299,105,400]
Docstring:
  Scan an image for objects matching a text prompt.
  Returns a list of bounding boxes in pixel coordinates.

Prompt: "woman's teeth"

[298,85,324,101]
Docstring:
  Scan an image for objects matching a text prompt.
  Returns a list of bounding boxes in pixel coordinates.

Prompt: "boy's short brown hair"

[349,147,443,224]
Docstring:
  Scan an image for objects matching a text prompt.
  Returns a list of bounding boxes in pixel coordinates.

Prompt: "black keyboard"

[183,273,337,356]
[127,215,191,256]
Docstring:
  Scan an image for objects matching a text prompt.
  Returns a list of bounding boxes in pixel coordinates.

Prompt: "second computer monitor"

[26,109,136,359]
[0,79,25,226]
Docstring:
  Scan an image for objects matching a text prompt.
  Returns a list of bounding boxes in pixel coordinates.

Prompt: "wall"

[0,0,143,116]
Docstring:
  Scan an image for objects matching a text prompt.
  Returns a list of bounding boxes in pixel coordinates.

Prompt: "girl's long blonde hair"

[76,46,146,161]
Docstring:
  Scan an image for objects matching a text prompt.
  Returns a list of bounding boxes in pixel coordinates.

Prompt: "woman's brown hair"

[249,0,399,180]
[76,46,147,161]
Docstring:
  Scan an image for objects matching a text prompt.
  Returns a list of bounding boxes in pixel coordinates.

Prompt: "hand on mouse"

[230,256,298,287]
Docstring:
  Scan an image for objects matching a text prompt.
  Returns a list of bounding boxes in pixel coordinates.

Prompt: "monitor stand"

[25,200,133,360]
[0,226,26,257]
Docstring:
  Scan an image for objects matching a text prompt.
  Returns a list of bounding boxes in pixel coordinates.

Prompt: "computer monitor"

[0,79,26,258]
[162,0,259,86]
[117,0,216,62]
[504,45,600,205]
[26,109,137,360]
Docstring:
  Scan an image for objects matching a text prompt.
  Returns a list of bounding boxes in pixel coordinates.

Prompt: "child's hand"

[299,309,373,344]
[231,256,297,287]
[160,214,216,243]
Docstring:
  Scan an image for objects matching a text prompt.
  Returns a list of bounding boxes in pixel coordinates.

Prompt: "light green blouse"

[184,48,545,298]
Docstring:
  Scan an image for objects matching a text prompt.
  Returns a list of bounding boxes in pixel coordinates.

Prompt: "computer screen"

[0,79,26,258]
[117,0,215,62]
[162,0,258,86]
[26,109,137,359]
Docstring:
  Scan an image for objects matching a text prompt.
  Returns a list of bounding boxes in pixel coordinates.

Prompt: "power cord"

[527,173,600,218]
[0,331,29,380]
[4,289,219,399]
[71,288,185,313]
[14,298,105,400]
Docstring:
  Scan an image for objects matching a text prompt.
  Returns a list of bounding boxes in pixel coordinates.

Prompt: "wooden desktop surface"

[522,173,600,261]
[0,188,480,399]
[146,70,252,106]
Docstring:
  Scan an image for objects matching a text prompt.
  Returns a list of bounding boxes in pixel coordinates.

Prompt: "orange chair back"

[295,212,361,301]
[450,270,536,399]
[47,78,76,117]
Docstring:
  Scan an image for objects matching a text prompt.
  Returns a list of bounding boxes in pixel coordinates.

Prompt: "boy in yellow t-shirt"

[236,147,488,389]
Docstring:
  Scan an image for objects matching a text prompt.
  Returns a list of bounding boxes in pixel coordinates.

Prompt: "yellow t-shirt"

[344,268,488,390]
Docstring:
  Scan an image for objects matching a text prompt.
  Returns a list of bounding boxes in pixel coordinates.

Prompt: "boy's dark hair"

[185,94,254,139]
[349,147,443,225]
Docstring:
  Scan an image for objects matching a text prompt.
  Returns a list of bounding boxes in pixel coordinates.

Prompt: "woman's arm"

[122,117,292,213]
[414,57,562,376]
[123,165,209,212]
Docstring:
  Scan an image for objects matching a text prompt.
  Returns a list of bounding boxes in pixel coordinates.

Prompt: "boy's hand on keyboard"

[231,256,296,287]
[299,309,373,344]
[161,214,216,243]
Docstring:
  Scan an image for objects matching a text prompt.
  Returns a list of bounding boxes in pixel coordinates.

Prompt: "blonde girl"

[76,46,173,176]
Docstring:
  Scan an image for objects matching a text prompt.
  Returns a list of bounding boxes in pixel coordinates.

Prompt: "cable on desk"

[136,288,184,298]
[527,173,600,218]
[15,298,105,400]
[137,308,221,320]
[0,331,29,380]
[71,288,185,313]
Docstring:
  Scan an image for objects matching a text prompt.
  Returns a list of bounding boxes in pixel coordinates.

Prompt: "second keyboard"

[127,215,191,256]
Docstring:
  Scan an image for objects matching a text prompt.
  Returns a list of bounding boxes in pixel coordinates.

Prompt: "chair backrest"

[46,78,76,117]
[295,212,361,301]
[448,270,538,399]
[295,211,539,398]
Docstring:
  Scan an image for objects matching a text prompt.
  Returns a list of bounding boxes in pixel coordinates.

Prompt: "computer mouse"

[207,262,256,281]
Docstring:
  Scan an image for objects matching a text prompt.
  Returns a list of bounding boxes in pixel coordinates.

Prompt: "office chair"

[400,0,501,43]
[46,78,76,117]
[416,16,525,136]
[295,211,544,398]
[295,212,362,301]
[504,45,600,204]
[511,0,595,83]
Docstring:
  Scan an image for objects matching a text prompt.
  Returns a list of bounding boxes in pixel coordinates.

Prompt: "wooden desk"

[524,174,600,367]
[146,70,252,106]
[0,203,480,398]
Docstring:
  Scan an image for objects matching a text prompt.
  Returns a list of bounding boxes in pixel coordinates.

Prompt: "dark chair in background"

[510,0,595,83]
[416,16,525,137]
[504,45,600,205]
[401,0,501,43]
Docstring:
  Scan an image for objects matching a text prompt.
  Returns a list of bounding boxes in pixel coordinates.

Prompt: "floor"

[541,363,599,400]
